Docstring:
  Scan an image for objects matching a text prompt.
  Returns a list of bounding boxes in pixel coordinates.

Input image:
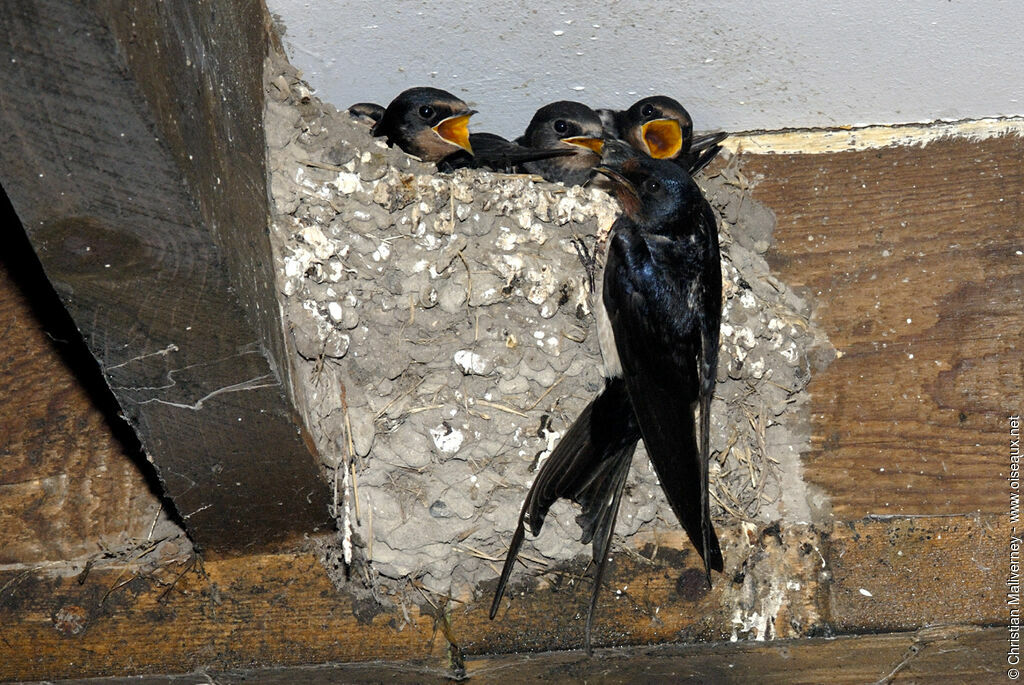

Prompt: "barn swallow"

[353,90,574,172]
[598,96,728,174]
[490,156,724,653]
[514,101,606,186]
[369,87,476,162]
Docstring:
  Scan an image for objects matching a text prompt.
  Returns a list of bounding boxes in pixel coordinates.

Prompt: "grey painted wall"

[269,1,1022,137]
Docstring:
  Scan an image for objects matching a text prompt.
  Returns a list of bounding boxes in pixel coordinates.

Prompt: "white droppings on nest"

[335,172,362,194]
[429,424,465,454]
[453,350,491,376]
[535,426,563,471]
[264,60,834,602]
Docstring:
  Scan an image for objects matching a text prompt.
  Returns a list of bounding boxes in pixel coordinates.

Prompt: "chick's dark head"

[621,95,694,161]
[372,87,475,162]
[521,100,605,158]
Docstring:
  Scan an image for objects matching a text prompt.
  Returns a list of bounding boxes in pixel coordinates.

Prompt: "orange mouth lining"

[641,119,683,159]
[433,112,474,153]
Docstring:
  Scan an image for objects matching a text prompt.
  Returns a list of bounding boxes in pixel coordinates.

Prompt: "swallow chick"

[369,87,476,163]
[599,95,727,174]
[514,101,605,186]
[490,156,724,653]
[353,90,574,173]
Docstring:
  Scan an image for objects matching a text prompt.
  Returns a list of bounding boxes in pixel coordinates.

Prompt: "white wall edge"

[725,117,1024,155]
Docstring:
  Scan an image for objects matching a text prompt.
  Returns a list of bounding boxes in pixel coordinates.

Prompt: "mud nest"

[264,61,832,605]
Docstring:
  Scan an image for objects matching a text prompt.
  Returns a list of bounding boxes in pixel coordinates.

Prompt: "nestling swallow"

[490,156,724,653]
[598,96,727,174]
[369,87,476,163]
[352,90,574,172]
[514,101,605,186]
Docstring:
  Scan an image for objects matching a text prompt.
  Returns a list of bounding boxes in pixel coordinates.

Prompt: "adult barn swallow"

[514,101,605,186]
[490,156,724,652]
[599,96,727,174]
[353,89,574,172]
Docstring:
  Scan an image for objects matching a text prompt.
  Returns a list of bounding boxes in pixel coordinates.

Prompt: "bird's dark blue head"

[622,95,694,161]
[522,100,605,155]
[596,156,704,232]
[371,87,476,161]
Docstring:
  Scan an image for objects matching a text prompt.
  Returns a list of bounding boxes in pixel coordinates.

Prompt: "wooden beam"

[0,190,164,564]
[0,514,1004,680]
[10,626,1006,683]
[826,514,1004,633]
[743,133,1023,518]
[0,1,331,553]
[471,625,1003,684]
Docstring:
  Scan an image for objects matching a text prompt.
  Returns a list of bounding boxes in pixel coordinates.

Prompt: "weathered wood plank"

[0,515,1002,680]
[0,526,759,680]
[826,514,1005,633]
[42,625,1009,684]
[0,191,165,564]
[96,1,292,386]
[744,134,1024,518]
[0,1,331,552]
[472,625,1003,684]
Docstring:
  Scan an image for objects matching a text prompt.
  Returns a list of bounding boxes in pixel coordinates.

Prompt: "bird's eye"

[418,105,435,119]
[644,178,661,193]
[641,103,655,118]
[553,119,569,134]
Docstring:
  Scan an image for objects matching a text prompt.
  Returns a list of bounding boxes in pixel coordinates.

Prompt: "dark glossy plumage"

[490,157,723,653]
[599,95,727,174]
[514,100,605,186]
[437,132,576,174]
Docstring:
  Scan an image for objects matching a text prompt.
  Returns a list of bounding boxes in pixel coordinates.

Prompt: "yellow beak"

[561,136,605,154]
[433,111,475,154]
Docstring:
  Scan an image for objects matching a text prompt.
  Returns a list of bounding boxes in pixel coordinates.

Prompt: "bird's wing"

[697,203,723,571]
[685,131,729,174]
[691,130,728,151]
[603,228,724,579]
[439,134,576,173]
[489,379,639,624]
[470,133,576,172]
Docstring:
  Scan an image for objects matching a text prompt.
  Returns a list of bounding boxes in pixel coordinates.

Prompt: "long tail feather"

[489,378,640,626]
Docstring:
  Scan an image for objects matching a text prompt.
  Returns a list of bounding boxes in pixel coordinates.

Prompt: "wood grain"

[826,514,1005,632]
[44,625,1008,684]
[0,515,1003,680]
[97,1,293,388]
[0,197,163,564]
[0,1,331,553]
[743,134,1024,518]
[0,542,726,680]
